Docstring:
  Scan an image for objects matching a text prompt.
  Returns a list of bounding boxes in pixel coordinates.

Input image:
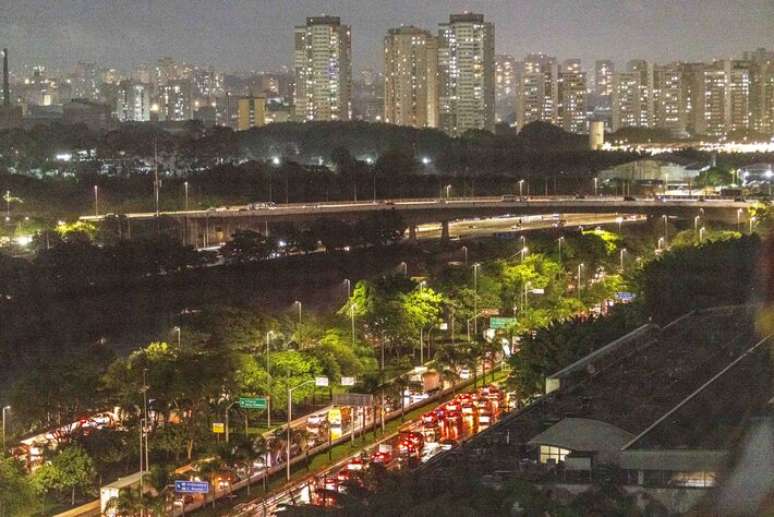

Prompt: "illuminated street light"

[699,227,706,243]
[620,248,627,271]
[616,216,623,233]
[184,181,189,211]
[518,179,525,197]
[662,215,669,242]
[594,177,599,196]
[172,326,181,348]
[93,185,99,217]
[557,236,564,262]
[421,157,431,166]
[750,216,756,233]
[577,263,584,300]
[473,263,481,337]
[2,405,10,456]
[694,215,701,233]
[272,156,281,166]
[461,245,468,266]
[737,208,742,232]
[520,246,529,262]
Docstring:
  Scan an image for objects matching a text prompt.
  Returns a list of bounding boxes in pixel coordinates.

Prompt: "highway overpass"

[80,196,753,248]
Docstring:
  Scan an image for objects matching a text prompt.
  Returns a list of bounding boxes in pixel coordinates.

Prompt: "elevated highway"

[80,196,753,248]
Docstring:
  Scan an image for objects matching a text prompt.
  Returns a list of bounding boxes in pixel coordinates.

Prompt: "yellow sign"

[212,422,225,434]
[328,408,342,440]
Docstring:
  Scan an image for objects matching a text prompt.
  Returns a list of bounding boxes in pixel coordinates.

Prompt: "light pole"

[737,208,742,233]
[344,278,351,299]
[93,185,99,217]
[2,405,10,456]
[662,215,669,243]
[286,379,314,481]
[557,237,564,262]
[173,326,181,348]
[694,215,700,234]
[461,245,468,266]
[473,263,480,338]
[577,263,584,301]
[699,227,706,243]
[184,181,189,210]
[518,179,524,198]
[658,237,665,251]
[594,177,598,196]
[445,184,452,200]
[520,246,529,263]
[620,248,627,271]
[663,173,669,194]
[616,216,623,233]
[399,261,407,276]
[750,216,757,234]
[294,301,302,345]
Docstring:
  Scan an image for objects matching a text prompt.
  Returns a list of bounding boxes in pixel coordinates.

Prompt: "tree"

[311,218,353,252]
[221,229,276,263]
[33,445,97,505]
[0,457,39,516]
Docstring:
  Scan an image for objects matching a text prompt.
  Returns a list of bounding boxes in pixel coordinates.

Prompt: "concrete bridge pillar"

[440,220,450,245]
[408,224,417,242]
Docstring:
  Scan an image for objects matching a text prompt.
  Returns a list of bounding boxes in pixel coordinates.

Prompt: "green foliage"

[221,229,276,263]
[0,457,39,516]
[32,445,97,505]
[694,166,732,188]
[636,234,760,323]
[581,228,621,254]
[508,305,643,397]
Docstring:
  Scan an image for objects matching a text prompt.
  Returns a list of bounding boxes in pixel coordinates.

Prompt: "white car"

[459,368,471,380]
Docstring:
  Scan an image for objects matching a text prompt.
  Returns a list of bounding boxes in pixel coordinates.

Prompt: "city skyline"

[2,0,772,73]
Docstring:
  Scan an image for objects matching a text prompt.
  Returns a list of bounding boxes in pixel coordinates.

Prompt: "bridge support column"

[408,224,417,242]
[440,220,450,246]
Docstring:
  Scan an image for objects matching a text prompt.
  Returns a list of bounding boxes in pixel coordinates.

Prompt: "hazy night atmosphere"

[0,1,772,516]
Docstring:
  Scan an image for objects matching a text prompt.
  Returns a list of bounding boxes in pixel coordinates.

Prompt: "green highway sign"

[239,397,268,410]
[490,317,517,329]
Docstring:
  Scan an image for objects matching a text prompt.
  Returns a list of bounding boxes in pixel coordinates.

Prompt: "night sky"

[1,0,772,73]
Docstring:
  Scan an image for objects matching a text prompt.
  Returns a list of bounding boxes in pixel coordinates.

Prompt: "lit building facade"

[383,26,438,128]
[293,16,352,121]
[516,53,558,130]
[115,80,151,122]
[236,96,266,130]
[437,12,495,135]
[558,58,587,133]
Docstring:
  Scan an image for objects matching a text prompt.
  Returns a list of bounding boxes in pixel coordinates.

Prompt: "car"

[370,450,392,464]
[459,368,471,380]
[624,196,636,201]
[501,194,516,202]
[307,414,325,426]
[734,196,746,202]
[574,194,586,199]
[422,412,438,427]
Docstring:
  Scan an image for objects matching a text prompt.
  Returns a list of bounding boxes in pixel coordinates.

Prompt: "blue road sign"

[175,480,209,493]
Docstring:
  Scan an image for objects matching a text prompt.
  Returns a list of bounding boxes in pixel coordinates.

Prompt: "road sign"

[333,393,374,407]
[175,480,209,493]
[481,308,500,317]
[490,317,517,329]
[530,288,545,294]
[315,376,329,387]
[212,422,224,433]
[340,376,356,386]
[239,397,268,410]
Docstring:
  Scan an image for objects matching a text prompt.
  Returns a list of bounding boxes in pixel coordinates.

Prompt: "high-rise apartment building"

[236,96,266,130]
[558,59,587,133]
[611,72,642,131]
[293,16,352,121]
[751,60,774,134]
[115,80,151,122]
[437,13,495,135]
[594,60,615,97]
[158,79,192,121]
[516,53,558,130]
[653,64,685,135]
[627,59,655,127]
[495,54,517,122]
[383,26,438,128]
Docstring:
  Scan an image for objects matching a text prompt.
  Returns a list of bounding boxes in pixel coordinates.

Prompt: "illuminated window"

[539,445,571,464]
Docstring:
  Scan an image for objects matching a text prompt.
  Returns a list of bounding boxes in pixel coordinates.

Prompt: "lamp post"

[173,326,181,348]
[93,185,99,217]
[520,235,526,249]
[577,263,584,301]
[2,405,10,456]
[399,261,407,276]
[662,215,668,243]
[557,236,564,262]
[286,379,314,481]
[518,179,524,198]
[184,181,189,210]
[594,177,599,196]
[699,227,706,243]
[616,216,623,233]
[473,263,480,337]
[294,301,302,345]
[344,278,351,299]
[270,157,280,202]
[663,173,669,194]
[461,245,468,266]
[737,208,742,232]
[620,248,627,271]
[520,246,529,263]
[658,237,665,251]
[750,216,757,234]
[694,215,700,234]
[445,184,452,200]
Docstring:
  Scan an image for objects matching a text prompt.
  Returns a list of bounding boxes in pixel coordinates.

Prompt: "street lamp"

[286,379,314,481]
[473,263,481,337]
[663,173,669,194]
[2,405,10,456]
[343,278,351,299]
[399,261,407,276]
[662,215,669,243]
[619,248,627,271]
[184,181,189,211]
[577,263,584,301]
[750,216,757,234]
[520,246,529,262]
[421,157,431,166]
[518,179,525,198]
[172,326,181,348]
[461,245,468,266]
[445,184,452,200]
[557,236,564,262]
[694,215,700,234]
[594,177,599,197]
[658,236,665,251]
[616,216,623,233]
[93,185,99,217]
[699,226,706,243]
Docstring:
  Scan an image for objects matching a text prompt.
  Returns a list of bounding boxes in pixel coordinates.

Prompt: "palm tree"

[432,344,463,393]
[462,342,482,389]
[194,457,226,508]
[104,486,145,517]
